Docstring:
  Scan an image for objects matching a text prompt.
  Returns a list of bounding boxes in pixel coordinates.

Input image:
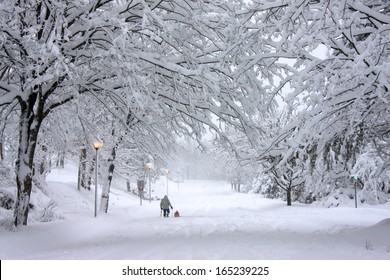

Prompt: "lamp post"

[350,175,358,208]
[177,170,180,190]
[165,170,170,196]
[93,141,102,217]
[146,162,153,203]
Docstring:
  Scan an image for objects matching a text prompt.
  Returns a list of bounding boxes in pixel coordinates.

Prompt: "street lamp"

[177,170,180,190]
[93,141,102,217]
[146,162,153,203]
[165,169,170,196]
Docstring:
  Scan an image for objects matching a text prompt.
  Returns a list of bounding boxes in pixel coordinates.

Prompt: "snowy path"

[1,171,390,260]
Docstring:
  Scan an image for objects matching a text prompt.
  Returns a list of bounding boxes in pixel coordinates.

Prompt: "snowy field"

[1,164,390,260]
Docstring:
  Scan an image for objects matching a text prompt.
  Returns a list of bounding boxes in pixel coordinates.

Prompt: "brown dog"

[174,210,180,217]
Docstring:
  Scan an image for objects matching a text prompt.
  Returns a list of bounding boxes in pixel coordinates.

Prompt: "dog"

[174,210,180,217]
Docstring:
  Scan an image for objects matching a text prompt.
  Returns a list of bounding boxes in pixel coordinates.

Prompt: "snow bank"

[1,164,390,259]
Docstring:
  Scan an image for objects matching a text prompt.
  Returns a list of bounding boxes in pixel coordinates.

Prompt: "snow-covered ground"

[1,164,390,260]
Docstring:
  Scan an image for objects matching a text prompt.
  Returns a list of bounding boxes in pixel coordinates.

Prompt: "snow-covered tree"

[1,0,268,226]
[239,0,390,201]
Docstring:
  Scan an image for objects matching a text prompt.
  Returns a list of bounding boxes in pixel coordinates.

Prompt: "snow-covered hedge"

[0,163,63,228]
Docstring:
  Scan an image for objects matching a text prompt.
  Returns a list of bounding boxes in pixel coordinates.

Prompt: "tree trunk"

[127,178,131,192]
[0,141,4,162]
[100,146,116,213]
[38,144,48,176]
[14,101,41,226]
[100,114,136,212]
[56,151,65,168]
[77,148,88,191]
[286,187,292,206]
[87,157,94,190]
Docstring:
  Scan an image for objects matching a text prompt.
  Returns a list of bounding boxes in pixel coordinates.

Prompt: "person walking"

[160,195,173,217]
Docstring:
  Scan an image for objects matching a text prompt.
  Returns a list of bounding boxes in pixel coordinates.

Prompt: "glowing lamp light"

[93,141,102,150]
[146,162,153,171]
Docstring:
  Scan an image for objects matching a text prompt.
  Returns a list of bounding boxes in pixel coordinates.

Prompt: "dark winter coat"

[160,195,172,210]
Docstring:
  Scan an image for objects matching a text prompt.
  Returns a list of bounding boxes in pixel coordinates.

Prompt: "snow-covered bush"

[352,144,390,205]
[315,187,356,208]
[38,200,62,223]
[248,172,272,194]
[0,187,14,210]
[0,163,16,230]
[0,162,63,225]
[0,163,15,211]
